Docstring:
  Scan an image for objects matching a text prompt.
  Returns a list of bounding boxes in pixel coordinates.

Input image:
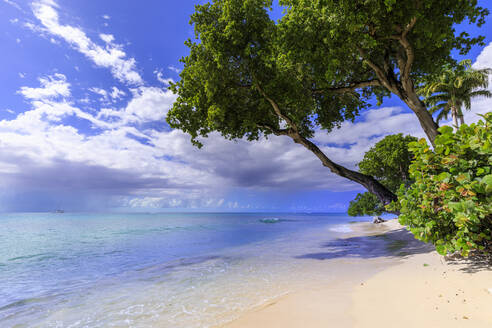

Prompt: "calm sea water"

[0,212,368,328]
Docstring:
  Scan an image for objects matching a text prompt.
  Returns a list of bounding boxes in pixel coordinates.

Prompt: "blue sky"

[0,0,491,212]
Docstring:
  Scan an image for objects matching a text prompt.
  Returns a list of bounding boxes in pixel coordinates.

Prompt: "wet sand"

[220,220,492,328]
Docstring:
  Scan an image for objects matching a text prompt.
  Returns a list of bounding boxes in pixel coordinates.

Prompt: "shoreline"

[218,220,492,328]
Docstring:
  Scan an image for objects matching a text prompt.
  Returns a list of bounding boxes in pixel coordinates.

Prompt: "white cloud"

[473,42,492,71]
[31,0,143,85]
[125,86,176,122]
[464,42,492,123]
[3,0,22,11]
[89,87,108,100]
[88,86,126,104]
[110,86,125,100]
[18,73,70,100]
[6,0,492,211]
[99,33,114,44]
[154,69,174,86]
[168,65,181,74]
[315,107,425,147]
[97,86,176,124]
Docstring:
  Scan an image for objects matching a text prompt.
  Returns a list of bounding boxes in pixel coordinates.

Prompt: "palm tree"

[419,60,491,129]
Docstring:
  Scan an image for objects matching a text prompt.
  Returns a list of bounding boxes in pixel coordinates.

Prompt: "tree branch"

[256,86,398,208]
[255,83,297,130]
[355,45,394,92]
[396,17,417,83]
[257,123,294,136]
[311,80,381,94]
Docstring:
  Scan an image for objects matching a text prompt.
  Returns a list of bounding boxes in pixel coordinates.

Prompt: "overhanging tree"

[348,134,417,216]
[167,0,488,207]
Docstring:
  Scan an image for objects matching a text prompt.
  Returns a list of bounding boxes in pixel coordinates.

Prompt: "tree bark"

[398,91,440,145]
[459,113,465,126]
[258,85,400,215]
[357,17,440,146]
[451,106,459,131]
[291,134,399,209]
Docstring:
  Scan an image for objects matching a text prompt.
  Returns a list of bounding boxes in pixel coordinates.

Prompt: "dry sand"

[220,220,492,328]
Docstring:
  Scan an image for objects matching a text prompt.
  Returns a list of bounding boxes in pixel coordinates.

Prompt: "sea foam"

[329,224,352,233]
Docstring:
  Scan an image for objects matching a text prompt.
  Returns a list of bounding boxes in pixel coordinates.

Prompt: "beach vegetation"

[167,0,488,208]
[348,134,417,216]
[391,113,492,256]
[419,60,492,129]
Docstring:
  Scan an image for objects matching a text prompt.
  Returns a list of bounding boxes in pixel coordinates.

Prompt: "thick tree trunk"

[291,134,399,211]
[399,90,439,145]
[259,86,399,214]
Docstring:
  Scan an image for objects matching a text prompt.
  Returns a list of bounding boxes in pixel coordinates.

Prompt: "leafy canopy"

[348,134,417,216]
[167,0,488,147]
[390,113,492,256]
[348,192,384,217]
[278,0,487,84]
[168,0,366,147]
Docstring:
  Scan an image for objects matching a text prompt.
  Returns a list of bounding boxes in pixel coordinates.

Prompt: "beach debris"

[463,316,469,320]
[488,288,492,295]
[372,216,386,224]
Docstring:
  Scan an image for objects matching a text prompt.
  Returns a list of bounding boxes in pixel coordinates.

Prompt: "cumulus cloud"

[97,86,176,124]
[18,73,70,100]
[154,69,174,86]
[315,107,425,147]
[88,87,108,101]
[4,0,492,212]
[0,73,358,211]
[31,0,143,85]
[465,42,492,123]
[110,86,126,100]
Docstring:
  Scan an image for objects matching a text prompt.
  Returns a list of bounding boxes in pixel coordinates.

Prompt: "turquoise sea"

[0,212,373,327]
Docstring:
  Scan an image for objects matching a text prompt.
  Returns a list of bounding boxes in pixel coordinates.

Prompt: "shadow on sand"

[296,226,492,273]
[444,252,492,273]
[295,228,434,260]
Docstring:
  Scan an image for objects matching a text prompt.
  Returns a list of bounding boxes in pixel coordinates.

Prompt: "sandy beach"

[220,220,492,328]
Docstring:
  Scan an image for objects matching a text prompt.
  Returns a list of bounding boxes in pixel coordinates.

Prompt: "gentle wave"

[0,212,362,328]
[329,224,353,233]
[259,218,281,223]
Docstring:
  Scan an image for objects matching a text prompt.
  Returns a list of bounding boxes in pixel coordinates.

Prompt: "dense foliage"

[168,0,488,206]
[391,113,492,256]
[348,134,417,216]
[348,192,384,217]
[419,59,492,128]
[169,0,488,145]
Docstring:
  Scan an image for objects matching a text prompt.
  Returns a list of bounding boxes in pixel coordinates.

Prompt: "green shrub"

[391,112,492,256]
[347,134,417,216]
[347,192,384,217]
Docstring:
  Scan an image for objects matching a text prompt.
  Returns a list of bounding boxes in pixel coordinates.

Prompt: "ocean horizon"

[0,212,378,328]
